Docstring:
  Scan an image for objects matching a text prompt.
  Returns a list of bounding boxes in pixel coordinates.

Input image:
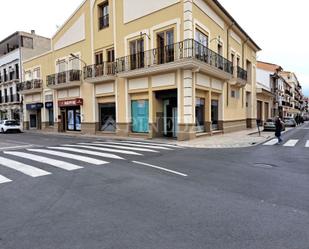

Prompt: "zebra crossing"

[0,140,183,185]
[263,138,309,148]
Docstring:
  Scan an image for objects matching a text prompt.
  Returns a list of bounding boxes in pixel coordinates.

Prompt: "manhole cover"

[253,163,278,169]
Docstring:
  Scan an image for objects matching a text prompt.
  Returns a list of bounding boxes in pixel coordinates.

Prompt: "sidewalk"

[176,128,280,148]
[23,127,293,149]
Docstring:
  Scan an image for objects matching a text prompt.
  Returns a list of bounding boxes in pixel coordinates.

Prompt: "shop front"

[58,98,83,132]
[26,102,43,129]
[45,102,54,127]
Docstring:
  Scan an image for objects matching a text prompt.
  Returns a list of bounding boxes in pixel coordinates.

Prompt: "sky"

[0,0,308,95]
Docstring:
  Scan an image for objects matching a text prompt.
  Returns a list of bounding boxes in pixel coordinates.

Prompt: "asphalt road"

[0,124,309,249]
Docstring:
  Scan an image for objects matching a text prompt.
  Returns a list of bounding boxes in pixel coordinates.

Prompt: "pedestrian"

[275,116,283,144]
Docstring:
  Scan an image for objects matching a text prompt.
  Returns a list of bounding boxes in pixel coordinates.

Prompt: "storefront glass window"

[131,100,149,133]
[196,98,205,132]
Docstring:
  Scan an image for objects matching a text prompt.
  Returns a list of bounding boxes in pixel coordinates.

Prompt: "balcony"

[229,66,248,87]
[47,70,82,90]
[0,94,20,105]
[0,73,20,84]
[84,62,116,83]
[19,79,43,94]
[116,39,233,80]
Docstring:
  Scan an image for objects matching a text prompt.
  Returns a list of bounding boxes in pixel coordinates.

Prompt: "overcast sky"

[0,0,308,95]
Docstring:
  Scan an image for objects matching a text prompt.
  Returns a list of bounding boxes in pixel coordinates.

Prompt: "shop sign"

[45,102,54,109]
[58,98,83,107]
[26,103,44,110]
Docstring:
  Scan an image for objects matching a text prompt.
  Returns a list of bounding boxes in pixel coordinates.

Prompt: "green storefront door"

[132,100,149,133]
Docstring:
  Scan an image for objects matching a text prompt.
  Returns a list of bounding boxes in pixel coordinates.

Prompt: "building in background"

[0,31,51,122]
[279,71,304,117]
[22,0,260,140]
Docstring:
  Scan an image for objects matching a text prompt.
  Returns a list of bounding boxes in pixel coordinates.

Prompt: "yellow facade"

[22,0,260,140]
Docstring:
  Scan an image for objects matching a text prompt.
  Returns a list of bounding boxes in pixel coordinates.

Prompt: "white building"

[0,31,50,121]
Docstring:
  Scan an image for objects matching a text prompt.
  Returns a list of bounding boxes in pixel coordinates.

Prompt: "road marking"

[48,147,124,160]
[28,149,109,165]
[0,145,34,151]
[118,141,183,148]
[4,151,82,171]
[0,156,51,177]
[283,139,299,147]
[0,175,12,184]
[306,141,309,148]
[132,161,188,177]
[263,139,278,146]
[92,143,159,153]
[75,143,143,155]
[98,141,173,150]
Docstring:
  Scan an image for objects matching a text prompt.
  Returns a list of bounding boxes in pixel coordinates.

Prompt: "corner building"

[22,0,261,140]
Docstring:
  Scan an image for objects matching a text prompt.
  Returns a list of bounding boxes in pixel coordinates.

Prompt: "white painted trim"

[193,19,211,39]
[150,18,181,48]
[124,29,150,56]
[193,0,224,30]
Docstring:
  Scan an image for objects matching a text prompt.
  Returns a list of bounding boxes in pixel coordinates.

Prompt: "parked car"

[263,118,286,131]
[0,120,22,133]
[284,117,297,127]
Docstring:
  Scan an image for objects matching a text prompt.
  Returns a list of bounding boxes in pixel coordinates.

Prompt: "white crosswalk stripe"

[263,139,278,146]
[120,141,183,148]
[283,139,299,147]
[27,149,109,165]
[48,147,124,160]
[306,141,309,148]
[96,141,173,150]
[4,151,83,171]
[91,143,159,153]
[75,143,143,155]
[0,156,51,177]
[0,174,12,184]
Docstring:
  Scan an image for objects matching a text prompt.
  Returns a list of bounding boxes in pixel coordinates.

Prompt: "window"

[196,98,205,132]
[99,1,109,30]
[130,39,144,70]
[57,60,66,73]
[33,68,40,79]
[15,64,19,79]
[21,36,33,49]
[217,43,223,69]
[95,52,103,65]
[195,29,209,47]
[131,100,149,133]
[231,89,240,99]
[69,55,80,70]
[106,48,115,62]
[157,30,174,64]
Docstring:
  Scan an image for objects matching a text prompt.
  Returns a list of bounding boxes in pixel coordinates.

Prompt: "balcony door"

[157,30,174,64]
[130,39,144,70]
[195,29,209,61]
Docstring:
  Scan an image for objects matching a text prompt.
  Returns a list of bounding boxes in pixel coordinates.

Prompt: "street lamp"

[70,53,87,67]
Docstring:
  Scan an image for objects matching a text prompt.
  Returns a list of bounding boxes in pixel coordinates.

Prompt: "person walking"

[275,117,284,144]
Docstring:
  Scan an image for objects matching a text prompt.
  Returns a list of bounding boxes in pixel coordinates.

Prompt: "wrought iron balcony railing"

[0,94,20,104]
[84,62,116,79]
[116,39,233,75]
[19,79,43,91]
[47,70,82,87]
[236,66,248,81]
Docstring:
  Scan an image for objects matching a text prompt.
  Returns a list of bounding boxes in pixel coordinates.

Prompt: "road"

[0,124,309,249]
